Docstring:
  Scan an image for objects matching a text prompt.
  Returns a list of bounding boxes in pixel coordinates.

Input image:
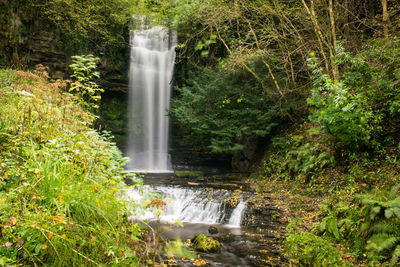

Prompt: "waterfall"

[127,26,177,172]
[227,200,247,226]
[126,185,247,227]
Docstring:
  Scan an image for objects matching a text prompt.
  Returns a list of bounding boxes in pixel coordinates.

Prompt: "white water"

[126,186,247,227]
[227,200,247,226]
[127,26,177,172]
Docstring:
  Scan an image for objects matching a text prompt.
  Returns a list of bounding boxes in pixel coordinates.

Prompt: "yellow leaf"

[90,235,96,242]
[41,244,47,250]
[11,216,17,225]
[51,215,67,224]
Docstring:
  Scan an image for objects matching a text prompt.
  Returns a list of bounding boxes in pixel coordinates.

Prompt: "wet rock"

[232,135,259,172]
[191,234,221,253]
[208,226,219,235]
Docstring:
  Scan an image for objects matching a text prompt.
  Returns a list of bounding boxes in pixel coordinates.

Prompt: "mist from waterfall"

[127,26,177,172]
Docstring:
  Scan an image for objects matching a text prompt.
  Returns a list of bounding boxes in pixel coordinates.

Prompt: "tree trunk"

[301,0,331,77]
[382,0,389,38]
[329,0,339,80]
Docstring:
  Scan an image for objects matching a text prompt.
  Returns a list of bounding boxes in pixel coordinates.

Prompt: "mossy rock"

[191,234,221,253]
[174,170,203,178]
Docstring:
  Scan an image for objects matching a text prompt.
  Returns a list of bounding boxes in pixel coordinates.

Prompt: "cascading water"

[126,185,247,227]
[127,26,177,172]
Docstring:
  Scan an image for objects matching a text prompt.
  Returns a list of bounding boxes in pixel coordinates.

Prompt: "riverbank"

[0,69,144,266]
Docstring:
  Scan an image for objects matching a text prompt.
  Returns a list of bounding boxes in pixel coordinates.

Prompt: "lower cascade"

[126,185,248,227]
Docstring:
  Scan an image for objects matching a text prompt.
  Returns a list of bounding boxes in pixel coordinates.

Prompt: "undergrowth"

[0,69,143,266]
[256,38,400,266]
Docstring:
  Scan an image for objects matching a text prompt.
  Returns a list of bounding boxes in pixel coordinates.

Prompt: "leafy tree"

[169,65,287,153]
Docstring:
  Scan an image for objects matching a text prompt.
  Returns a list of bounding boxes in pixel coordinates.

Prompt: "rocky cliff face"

[0,5,129,92]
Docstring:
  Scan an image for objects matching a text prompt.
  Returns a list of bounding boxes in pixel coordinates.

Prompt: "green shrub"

[285,232,349,266]
[313,184,400,265]
[307,51,379,151]
[357,185,400,265]
[69,54,104,110]
[308,38,400,152]
[0,69,142,266]
[259,126,335,182]
[169,65,286,153]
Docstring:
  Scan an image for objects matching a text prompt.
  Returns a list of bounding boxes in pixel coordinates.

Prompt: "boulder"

[191,234,221,253]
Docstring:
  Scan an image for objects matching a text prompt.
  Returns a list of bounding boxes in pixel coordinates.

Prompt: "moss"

[174,170,204,178]
[191,234,221,253]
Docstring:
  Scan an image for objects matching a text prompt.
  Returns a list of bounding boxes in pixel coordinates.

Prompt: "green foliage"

[307,51,379,151]
[357,185,400,264]
[169,67,282,153]
[191,234,221,253]
[0,0,136,72]
[285,232,349,266]
[259,126,335,182]
[69,55,104,110]
[308,38,400,152]
[312,184,400,266]
[0,69,142,266]
[41,0,137,58]
[174,170,203,178]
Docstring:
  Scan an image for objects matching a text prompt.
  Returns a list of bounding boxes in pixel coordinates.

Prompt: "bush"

[313,184,400,265]
[259,126,335,182]
[307,51,379,151]
[169,67,284,153]
[285,232,349,266]
[0,69,142,266]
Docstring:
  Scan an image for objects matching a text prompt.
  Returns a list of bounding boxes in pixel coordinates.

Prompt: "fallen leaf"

[51,215,67,224]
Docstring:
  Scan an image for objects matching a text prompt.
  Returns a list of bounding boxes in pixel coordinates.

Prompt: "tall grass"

[0,69,142,266]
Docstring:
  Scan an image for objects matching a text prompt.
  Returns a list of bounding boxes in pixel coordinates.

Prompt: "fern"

[315,184,400,265]
[357,185,400,264]
[391,245,400,265]
[367,233,400,253]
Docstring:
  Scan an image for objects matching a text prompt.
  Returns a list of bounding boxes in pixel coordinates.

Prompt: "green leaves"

[69,55,104,110]
[285,232,349,266]
[0,69,141,266]
[307,46,380,151]
[169,67,280,153]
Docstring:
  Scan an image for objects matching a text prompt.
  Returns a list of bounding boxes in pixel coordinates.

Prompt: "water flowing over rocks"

[125,174,288,266]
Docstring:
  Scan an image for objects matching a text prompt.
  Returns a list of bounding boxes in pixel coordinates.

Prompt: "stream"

[125,175,283,266]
